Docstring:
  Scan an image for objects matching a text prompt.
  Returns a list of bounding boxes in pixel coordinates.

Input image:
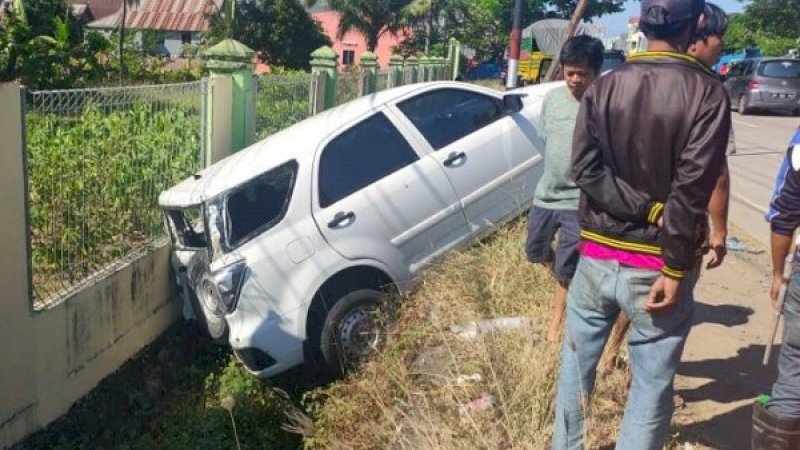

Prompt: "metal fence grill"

[376,70,390,93]
[25,81,205,308]
[255,74,311,140]
[336,72,360,105]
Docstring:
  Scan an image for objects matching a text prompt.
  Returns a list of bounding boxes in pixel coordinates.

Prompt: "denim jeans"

[551,256,695,450]
[769,269,800,418]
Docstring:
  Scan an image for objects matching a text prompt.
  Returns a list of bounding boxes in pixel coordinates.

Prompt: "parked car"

[462,60,504,80]
[601,49,626,73]
[158,81,554,378]
[724,57,800,116]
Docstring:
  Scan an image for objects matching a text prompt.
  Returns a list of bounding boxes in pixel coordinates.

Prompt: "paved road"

[728,113,799,247]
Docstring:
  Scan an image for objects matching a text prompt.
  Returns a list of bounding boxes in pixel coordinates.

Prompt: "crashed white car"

[158,81,555,377]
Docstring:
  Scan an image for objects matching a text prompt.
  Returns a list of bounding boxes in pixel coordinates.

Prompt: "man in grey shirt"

[524,35,604,341]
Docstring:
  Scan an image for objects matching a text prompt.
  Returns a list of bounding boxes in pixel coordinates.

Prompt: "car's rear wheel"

[193,275,229,340]
[738,95,750,115]
[317,289,383,378]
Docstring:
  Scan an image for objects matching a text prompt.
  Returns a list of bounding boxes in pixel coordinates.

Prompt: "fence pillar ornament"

[406,55,419,84]
[203,38,256,153]
[448,38,461,80]
[310,46,338,111]
[359,51,378,95]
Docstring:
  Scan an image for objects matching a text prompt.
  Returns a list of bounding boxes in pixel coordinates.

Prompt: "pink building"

[310,7,411,70]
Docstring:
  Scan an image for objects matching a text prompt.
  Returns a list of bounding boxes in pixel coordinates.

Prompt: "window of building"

[342,50,355,66]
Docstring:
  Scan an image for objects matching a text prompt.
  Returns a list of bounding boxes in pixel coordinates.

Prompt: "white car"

[158,81,556,378]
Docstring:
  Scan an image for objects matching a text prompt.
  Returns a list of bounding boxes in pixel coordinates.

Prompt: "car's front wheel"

[318,289,383,378]
[193,275,229,340]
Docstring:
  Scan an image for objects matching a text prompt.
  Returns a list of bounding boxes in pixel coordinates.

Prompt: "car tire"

[317,289,383,378]
[738,95,750,115]
[192,275,229,340]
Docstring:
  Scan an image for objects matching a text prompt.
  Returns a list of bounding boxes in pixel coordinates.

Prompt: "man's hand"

[646,275,682,312]
[771,273,786,311]
[706,231,727,269]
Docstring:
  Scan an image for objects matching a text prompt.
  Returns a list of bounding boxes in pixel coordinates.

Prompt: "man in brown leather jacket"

[550,0,730,448]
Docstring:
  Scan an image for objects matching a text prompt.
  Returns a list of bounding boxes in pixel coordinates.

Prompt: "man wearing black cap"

[550,0,730,448]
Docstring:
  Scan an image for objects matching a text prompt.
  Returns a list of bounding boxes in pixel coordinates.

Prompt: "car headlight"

[210,259,248,313]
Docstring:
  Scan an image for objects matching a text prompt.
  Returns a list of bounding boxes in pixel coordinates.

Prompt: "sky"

[598,0,748,37]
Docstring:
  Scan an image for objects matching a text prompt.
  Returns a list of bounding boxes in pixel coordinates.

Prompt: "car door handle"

[443,151,466,167]
[327,211,355,228]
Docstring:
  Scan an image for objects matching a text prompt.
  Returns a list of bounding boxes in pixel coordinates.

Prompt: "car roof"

[159,81,479,207]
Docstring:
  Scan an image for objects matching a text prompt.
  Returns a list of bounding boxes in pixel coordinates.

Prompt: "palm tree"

[405,0,446,54]
[328,0,414,52]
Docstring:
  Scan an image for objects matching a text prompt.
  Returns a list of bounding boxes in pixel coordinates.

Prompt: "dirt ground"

[672,224,780,449]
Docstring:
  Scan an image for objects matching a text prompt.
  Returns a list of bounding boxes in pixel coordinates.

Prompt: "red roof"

[67,0,122,21]
[88,0,222,32]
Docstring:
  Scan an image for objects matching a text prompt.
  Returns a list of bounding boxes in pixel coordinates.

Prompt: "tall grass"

[301,219,711,449]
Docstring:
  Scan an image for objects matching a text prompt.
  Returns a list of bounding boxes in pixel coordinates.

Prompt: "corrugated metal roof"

[88,0,223,32]
[67,0,122,21]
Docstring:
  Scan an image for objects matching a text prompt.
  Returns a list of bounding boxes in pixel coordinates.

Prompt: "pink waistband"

[579,241,664,271]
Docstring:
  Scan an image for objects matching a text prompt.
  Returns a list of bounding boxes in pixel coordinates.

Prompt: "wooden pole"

[544,0,591,82]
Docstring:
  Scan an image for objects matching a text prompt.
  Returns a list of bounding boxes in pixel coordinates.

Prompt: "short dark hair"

[693,2,728,41]
[640,17,696,40]
[559,35,604,74]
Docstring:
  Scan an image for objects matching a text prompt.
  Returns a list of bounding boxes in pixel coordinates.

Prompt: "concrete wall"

[0,83,182,449]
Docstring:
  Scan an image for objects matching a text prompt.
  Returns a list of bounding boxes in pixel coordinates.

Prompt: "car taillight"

[748,80,760,90]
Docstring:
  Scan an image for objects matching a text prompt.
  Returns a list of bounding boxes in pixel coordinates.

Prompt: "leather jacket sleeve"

[660,93,730,274]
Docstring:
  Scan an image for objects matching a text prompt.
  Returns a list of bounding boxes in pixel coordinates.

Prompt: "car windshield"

[758,60,800,78]
[165,206,206,248]
[224,160,298,248]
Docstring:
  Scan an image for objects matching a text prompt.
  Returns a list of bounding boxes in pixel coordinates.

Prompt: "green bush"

[256,74,311,140]
[26,102,200,295]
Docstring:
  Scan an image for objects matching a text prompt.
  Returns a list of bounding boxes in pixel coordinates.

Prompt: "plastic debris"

[727,236,748,252]
[455,373,483,386]
[450,316,534,340]
[458,393,495,416]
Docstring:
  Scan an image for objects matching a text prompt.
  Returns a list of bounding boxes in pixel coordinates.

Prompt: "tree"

[207,0,331,69]
[724,0,799,56]
[430,0,624,61]
[328,0,415,52]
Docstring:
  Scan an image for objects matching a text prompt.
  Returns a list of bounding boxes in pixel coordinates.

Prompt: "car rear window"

[224,160,298,248]
[758,60,800,79]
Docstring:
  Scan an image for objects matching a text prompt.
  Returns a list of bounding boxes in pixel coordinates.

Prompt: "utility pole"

[544,0,590,81]
[505,0,523,89]
[119,0,127,83]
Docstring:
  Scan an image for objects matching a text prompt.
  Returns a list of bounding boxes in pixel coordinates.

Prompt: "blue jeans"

[552,256,695,450]
[769,269,800,418]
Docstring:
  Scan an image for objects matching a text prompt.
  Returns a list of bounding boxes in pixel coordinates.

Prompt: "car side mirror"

[503,94,525,114]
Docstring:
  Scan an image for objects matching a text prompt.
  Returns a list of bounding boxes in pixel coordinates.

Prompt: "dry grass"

[301,219,711,450]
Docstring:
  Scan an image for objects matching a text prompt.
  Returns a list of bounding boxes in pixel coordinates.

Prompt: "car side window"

[397,89,506,151]
[318,112,419,208]
[728,63,743,77]
[744,62,755,76]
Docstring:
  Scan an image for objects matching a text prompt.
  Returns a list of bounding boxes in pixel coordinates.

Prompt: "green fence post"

[359,51,378,95]
[203,38,256,154]
[418,55,429,82]
[310,46,338,110]
[448,38,461,80]
[388,54,404,87]
[406,55,419,84]
[435,57,445,80]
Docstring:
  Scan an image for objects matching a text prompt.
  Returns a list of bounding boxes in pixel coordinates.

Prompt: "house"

[67,0,122,22]
[308,2,410,70]
[87,0,223,58]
